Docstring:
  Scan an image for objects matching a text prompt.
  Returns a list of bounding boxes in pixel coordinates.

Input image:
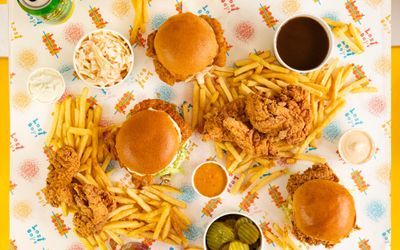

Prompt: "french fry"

[224,142,242,162]
[127,188,152,212]
[295,153,327,164]
[78,87,89,128]
[114,196,136,204]
[251,74,282,92]
[143,186,186,208]
[231,173,245,194]
[73,229,94,250]
[322,18,346,27]
[105,229,123,246]
[332,66,344,100]
[94,234,107,250]
[232,70,254,83]
[182,102,190,126]
[334,27,363,53]
[351,86,378,93]
[151,184,182,194]
[348,23,364,51]
[320,58,339,86]
[339,77,369,97]
[298,100,346,154]
[191,82,200,129]
[198,88,206,128]
[161,216,171,240]
[172,207,191,226]
[46,102,60,145]
[217,77,234,102]
[111,208,138,221]
[250,169,287,194]
[56,101,65,139]
[68,127,92,136]
[234,62,259,76]
[108,204,135,219]
[153,204,171,239]
[104,220,144,230]
[128,222,157,237]
[263,72,298,84]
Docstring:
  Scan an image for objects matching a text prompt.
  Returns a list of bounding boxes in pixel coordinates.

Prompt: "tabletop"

[0,0,400,249]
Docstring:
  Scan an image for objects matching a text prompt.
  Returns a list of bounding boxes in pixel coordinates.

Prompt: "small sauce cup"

[338,129,375,164]
[273,13,334,73]
[192,161,229,199]
[27,67,66,103]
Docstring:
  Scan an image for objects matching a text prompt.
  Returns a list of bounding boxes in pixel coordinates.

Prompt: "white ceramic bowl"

[73,29,134,89]
[192,161,229,199]
[273,13,334,73]
[27,67,66,104]
[338,129,375,164]
[203,211,263,250]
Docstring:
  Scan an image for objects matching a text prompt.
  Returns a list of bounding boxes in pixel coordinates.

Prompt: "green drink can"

[17,0,74,24]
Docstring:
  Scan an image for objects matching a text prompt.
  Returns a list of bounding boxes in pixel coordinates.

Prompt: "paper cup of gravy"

[273,13,334,73]
[338,129,375,164]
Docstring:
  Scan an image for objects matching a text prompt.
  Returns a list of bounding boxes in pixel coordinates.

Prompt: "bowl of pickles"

[204,212,263,250]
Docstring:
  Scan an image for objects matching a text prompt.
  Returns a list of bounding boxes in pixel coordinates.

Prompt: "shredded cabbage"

[157,142,188,177]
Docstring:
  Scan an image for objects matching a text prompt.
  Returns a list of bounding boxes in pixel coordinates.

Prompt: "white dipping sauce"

[338,129,374,164]
[28,68,65,103]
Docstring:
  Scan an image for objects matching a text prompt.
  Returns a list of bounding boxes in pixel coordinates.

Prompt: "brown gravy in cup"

[276,17,329,71]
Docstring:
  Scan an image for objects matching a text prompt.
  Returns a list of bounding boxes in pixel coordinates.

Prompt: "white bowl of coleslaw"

[73,29,134,89]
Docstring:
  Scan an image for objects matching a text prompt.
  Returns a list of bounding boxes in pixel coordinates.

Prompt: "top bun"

[154,12,219,78]
[116,109,181,175]
[293,179,356,243]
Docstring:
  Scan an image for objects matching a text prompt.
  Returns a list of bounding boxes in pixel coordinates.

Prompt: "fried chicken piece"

[202,98,247,142]
[202,86,312,158]
[43,146,80,207]
[130,99,192,142]
[200,15,227,67]
[286,164,340,248]
[146,31,180,85]
[72,183,116,237]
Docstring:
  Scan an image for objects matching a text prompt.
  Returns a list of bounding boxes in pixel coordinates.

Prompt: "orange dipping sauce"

[193,162,227,198]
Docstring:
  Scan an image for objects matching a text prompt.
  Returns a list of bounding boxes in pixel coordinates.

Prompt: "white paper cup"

[273,13,334,73]
[203,211,263,250]
[27,67,66,104]
[192,161,229,199]
[338,129,375,164]
[73,29,134,89]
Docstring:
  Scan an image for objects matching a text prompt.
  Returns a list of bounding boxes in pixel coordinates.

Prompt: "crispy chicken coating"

[43,146,116,237]
[202,86,312,158]
[43,146,80,207]
[72,183,116,237]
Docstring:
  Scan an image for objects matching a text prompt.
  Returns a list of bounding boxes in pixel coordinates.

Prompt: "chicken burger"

[285,164,356,248]
[116,99,191,184]
[146,12,227,85]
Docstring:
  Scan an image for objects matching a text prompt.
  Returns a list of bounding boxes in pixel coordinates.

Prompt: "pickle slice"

[206,222,235,250]
[237,222,260,245]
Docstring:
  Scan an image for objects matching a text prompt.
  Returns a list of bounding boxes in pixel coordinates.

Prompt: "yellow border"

[0,0,398,247]
[392,47,399,250]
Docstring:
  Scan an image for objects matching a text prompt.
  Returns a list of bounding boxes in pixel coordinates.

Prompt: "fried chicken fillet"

[43,146,116,237]
[202,86,312,158]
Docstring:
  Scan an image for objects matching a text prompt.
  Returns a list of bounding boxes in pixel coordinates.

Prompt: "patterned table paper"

[9,0,391,249]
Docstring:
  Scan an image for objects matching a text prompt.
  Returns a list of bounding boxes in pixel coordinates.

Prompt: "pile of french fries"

[264,223,301,250]
[130,0,149,44]
[323,18,365,54]
[46,88,192,249]
[185,50,376,194]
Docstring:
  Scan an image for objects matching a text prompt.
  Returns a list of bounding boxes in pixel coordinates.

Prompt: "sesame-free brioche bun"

[154,12,219,78]
[116,109,181,175]
[293,179,356,243]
